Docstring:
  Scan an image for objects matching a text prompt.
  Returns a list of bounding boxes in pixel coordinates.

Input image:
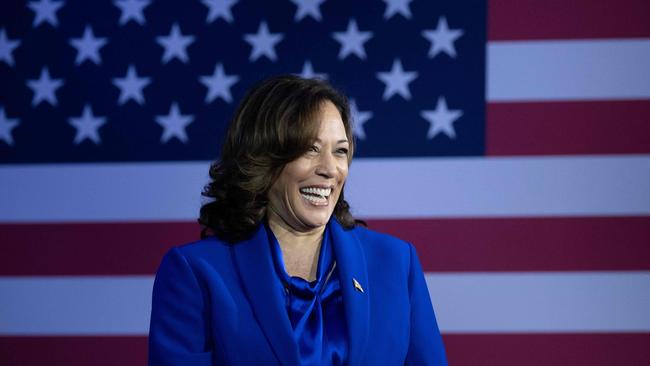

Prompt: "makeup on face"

[267,101,349,232]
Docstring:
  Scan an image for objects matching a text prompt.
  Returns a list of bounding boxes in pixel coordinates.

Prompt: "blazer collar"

[329,219,370,366]
[231,219,370,366]
[232,225,300,366]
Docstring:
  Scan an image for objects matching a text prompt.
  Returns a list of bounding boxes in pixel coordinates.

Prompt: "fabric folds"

[267,224,348,366]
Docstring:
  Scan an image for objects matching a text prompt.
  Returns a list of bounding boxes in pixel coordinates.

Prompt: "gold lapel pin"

[353,278,364,293]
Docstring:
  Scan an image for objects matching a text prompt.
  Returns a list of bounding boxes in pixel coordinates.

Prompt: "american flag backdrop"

[1,0,649,364]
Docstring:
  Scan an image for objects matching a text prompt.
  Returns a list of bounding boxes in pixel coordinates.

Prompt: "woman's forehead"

[315,105,346,137]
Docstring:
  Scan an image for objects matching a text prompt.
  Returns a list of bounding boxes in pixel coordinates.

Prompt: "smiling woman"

[148,75,448,366]
[267,102,350,231]
[198,75,356,243]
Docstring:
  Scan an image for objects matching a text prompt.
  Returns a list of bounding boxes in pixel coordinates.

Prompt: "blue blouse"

[267,223,348,366]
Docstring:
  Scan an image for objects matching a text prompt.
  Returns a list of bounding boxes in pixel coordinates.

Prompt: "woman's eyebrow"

[314,138,349,144]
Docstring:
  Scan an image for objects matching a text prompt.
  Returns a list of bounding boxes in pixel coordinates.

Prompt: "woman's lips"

[299,186,333,206]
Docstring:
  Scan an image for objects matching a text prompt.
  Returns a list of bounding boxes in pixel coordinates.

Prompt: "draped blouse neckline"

[266,222,348,366]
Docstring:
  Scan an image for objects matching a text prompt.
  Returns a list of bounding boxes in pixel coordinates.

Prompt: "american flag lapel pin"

[353,278,364,293]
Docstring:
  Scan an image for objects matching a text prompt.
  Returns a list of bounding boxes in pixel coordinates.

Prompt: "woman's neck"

[267,213,325,281]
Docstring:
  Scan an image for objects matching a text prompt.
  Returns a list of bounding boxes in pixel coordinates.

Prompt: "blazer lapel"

[329,220,370,366]
[232,226,300,366]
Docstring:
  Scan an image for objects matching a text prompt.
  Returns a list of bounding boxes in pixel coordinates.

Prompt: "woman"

[148,75,448,366]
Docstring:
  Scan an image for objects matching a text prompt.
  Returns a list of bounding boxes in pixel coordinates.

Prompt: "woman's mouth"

[299,186,332,206]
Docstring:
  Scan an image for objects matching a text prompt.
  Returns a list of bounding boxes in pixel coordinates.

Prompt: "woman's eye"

[308,145,319,153]
[337,148,349,155]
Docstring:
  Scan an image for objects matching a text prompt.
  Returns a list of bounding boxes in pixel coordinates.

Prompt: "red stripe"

[2,217,649,275]
[444,333,650,366]
[486,100,650,156]
[0,336,147,366]
[2,334,648,365]
[0,222,198,276]
[488,0,650,40]
[366,217,650,272]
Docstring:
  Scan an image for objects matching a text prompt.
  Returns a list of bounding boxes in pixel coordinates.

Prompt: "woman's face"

[267,100,350,233]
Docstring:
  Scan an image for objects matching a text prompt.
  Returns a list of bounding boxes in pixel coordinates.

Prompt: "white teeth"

[301,193,327,203]
[299,187,331,198]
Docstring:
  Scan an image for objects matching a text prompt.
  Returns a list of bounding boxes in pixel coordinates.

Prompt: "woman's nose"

[316,152,337,178]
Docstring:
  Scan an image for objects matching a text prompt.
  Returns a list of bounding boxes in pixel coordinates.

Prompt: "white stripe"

[487,39,650,101]
[1,156,649,221]
[347,155,650,218]
[426,272,650,333]
[0,276,152,335]
[1,272,648,334]
[0,161,209,222]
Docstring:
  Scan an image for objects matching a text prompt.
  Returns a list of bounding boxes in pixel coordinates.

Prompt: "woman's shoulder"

[153,235,242,284]
[348,224,414,259]
[350,224,405,242]
[167,235,233,262]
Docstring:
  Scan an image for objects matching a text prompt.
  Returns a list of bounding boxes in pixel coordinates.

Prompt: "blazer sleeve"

[148,247,214,366]
[405,243,448,366]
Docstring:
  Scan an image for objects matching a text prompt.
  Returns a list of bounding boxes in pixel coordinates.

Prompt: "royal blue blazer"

[149,219,448,365]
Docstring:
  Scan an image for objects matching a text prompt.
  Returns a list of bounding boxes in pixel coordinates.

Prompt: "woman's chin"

[295,211,333,230]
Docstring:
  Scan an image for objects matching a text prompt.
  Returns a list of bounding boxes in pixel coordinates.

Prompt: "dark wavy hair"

[199,75,357,242]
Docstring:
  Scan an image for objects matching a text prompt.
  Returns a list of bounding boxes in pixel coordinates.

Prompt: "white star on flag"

[0,107,20,146]
[299,60,327,79]
[114,0,151,26]
[376,59,418,100]
[68,105,107,144]
[28,0,65,27]
[0,29,21,67]
[199,63,239,103]
[69,26,108,65]
[332,19,373,60]
[290,0,325,22]
[420,97,463,139]
[350,99,373,140]
[155,103,194,144]
[201,0,238,24]
[156,23,195,64]
[382,0,413,20]
[243,21,284,62]
[112,65,151,105]
[422,16,464,58]
[26,67,64,106]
